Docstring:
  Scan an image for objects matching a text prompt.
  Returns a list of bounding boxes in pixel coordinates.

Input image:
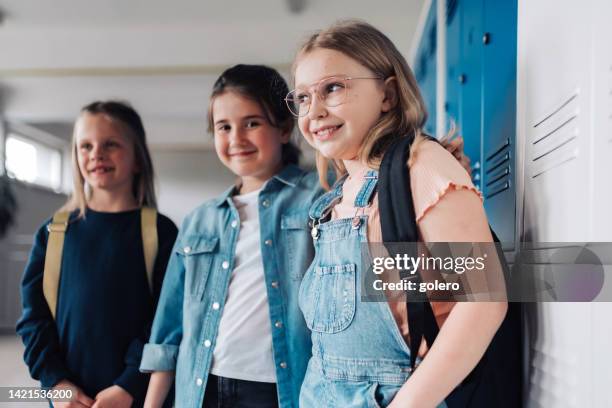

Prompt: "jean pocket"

[176,235,218,300]
[281,211,313,281]
[302,263,356,333]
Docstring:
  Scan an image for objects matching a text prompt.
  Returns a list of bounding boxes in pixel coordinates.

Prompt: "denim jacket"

[140,165,323,408]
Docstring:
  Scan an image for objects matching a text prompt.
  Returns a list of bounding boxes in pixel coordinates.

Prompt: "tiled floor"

[0,335,47,407]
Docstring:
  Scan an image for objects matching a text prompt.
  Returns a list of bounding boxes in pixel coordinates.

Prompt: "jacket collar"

[213,164,303,207]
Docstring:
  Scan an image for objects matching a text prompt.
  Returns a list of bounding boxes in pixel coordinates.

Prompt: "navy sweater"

[16,208,178,405]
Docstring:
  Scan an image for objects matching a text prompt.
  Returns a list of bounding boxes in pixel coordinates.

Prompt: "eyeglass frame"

[284,75,384,117]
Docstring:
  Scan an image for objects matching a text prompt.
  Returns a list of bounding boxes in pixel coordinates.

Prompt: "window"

[5,134,62,190]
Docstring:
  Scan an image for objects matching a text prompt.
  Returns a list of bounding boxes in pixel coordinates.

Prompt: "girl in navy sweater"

[17,101,177,407]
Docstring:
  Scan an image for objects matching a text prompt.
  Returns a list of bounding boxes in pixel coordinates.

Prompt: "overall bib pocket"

[302,263,356,333]
[175,235,218,300]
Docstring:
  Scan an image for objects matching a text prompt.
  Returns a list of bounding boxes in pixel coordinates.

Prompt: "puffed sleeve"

[409,140,483,223]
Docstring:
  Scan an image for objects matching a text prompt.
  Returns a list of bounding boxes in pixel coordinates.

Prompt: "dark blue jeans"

[203,374,279,408]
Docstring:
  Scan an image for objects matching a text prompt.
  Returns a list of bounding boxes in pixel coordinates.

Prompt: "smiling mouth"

[89,167,114,174]
[229,150,257,157]
[313,125,343,140]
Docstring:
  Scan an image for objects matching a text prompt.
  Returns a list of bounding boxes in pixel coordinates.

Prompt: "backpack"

[378,135,522,408]
[42,207,158,319]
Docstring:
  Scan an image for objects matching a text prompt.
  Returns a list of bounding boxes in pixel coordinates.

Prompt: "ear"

[381,76,399,113]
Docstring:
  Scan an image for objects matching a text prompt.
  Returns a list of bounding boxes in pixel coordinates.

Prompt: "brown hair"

[62,100,157,217]
[207,64,301,166]
[293,20,429,189]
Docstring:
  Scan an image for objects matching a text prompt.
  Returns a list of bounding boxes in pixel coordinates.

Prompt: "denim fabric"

[299,171,446,408]
[203,374,278,408]
[140,165,323,408]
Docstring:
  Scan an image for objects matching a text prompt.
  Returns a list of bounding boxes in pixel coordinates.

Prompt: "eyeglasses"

[285,75,383,117]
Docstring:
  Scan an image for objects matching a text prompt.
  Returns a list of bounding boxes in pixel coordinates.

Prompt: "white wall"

[151,149,236,226]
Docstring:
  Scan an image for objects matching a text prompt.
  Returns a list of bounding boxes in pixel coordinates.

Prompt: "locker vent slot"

[531,91,580,178]
[528,343,579,407]
[484,138,511,199]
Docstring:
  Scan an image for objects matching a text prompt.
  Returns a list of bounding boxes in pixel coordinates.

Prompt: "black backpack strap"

[379,134,440,370]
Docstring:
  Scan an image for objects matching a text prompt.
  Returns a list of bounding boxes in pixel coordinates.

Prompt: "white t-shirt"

[210,187,276,382]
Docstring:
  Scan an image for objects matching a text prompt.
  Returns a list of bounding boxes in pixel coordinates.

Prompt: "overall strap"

[308,176,346,220]
[353,170,378,208]
[43,211,70,319]
[141,207,158,294]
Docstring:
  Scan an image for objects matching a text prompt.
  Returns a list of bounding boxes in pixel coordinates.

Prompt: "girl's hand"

[52,379,95,407]
[91,385,133,408]
[441,136,472,177]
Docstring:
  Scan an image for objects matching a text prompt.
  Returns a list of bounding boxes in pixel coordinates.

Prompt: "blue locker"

[458,0,484,190]
[414,0,438,136]
[417,0,517,247]
[481,0,517,247]
[446,0,462,131]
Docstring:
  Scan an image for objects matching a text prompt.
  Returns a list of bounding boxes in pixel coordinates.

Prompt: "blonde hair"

[293,20,429,189]
[61,101,157,217]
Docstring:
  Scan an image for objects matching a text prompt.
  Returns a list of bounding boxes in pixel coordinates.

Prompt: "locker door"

[445,0,462,133]
[458,0,483,190]
[415,1,437,136]
[520,0,591,244]
[481,0,517,248]
[591,0,612,242]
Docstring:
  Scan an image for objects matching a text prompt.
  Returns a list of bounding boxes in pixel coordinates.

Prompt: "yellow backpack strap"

[43,211,70,320]
[141,207,158,294]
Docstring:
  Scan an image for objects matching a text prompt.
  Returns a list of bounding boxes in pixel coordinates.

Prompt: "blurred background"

[1,0,611,406]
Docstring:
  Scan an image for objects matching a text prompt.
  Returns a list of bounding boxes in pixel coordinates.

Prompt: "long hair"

[207,64,301,166]
[62,100,157,217]
[293,20,429,189]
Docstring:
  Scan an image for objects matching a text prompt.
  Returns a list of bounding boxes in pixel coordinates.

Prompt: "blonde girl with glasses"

[291,21,508,407]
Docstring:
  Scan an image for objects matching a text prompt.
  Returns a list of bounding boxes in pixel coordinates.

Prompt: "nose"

[90,143,104,160]
[229,127,247,146]
[307,93,327,120]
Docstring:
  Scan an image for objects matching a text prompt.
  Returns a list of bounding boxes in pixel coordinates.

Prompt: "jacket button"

[204,340,211,347]
[271,281,279,288]
[212,302,220,310]
[183,246,191,253]
[222,261,229,269]
[279,362,287,369]
[231,220,238,228]
[274,321,283,328]
[265,239,272,246]
[196,378,203,386]
[262,199,271,208]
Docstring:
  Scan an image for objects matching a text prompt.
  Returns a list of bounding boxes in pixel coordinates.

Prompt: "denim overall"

[299,171,446,408]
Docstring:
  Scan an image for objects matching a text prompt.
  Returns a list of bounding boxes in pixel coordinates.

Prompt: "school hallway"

[1,0,612,407]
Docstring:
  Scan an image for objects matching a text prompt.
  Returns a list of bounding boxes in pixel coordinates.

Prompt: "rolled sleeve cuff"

[139,344,179,372]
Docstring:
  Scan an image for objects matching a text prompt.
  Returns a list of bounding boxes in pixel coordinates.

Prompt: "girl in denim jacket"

[289,21,508,407]
[141,65,323,408]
